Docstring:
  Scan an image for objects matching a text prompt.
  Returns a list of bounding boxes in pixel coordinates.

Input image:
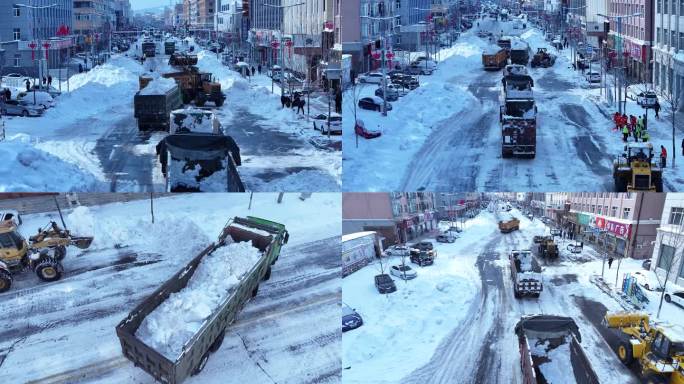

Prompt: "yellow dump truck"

[499,218,520,233]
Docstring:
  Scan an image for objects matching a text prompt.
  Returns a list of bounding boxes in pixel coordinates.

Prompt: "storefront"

[395,210,437,243]
[570,212,632,257]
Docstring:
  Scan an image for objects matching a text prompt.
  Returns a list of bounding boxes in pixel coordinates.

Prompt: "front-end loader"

[0,221,93,293]
[613,142,664,192]
[605,312,684,384]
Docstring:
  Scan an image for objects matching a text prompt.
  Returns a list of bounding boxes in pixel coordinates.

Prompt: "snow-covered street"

[0,193,341,383]
[0,39,341,192]
[342,206,684,384]
[342,16,684,192]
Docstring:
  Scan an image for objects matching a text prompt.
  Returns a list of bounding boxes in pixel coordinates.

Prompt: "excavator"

[605,312,684,384]
[0,220,93,293]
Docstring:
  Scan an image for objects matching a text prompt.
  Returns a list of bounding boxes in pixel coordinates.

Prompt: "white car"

[386,83,408,97]
[357,72,389,84]
[18,91,55,109]
[637,91,658,108]
[665,290,684,307]
[312,112,342,135]
[412,59,438,70]
[632,271,658,291]
[585,72,601,83]
[385,245,410,257]
[390,264,417,280]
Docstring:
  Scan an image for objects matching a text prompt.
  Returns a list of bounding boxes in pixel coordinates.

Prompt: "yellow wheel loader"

[605,312,684,384]
[0,220,93,293]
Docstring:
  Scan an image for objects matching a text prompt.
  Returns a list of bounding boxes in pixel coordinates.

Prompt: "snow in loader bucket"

[115,217,288,384]
[515,315,600,384]
[156,133,244,192]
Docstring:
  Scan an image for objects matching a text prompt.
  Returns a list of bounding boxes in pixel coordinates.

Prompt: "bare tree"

[660,86,682,168]
[346,82,366,148]
[653,222,684,318]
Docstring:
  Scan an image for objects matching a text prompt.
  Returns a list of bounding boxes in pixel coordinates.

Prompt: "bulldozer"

[162,66,226,107]
[536,237,559,260]
[605,312,684,384]
[614,142,664,192]
[530,48,556,68]
[0,220,93,293]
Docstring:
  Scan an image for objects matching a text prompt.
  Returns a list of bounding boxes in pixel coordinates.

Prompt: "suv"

[410,242,435,266]
[436,234,456,243]
[342,304,364,332]
[374,274,397,294]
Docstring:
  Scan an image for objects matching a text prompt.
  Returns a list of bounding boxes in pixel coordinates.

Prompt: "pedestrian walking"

[608,257,614,269]
[681,137,684,156]
[613,111,620,131]
[251,66,255,76]
[622,125,629,142]
[47,75,52,87]
[635,125,642,141]
[642,130,650,142]
[258,64,262,74]
[297,98,305,114]
[655,101,661,118]
[4,88,11,101]
[79,63,83,73]
[24,79,30,92]
[661,145,668,168]
[630,115,637,132]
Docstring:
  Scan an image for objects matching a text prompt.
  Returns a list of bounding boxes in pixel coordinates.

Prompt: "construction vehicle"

[534,237,559,260]
[510,40,530,65]
[168,52,198,67]
[604,312,684,384]
[532,235,551,244]
[134,77,183,131]
[0,220,93,293]
[116,217,288,384]
[516,315,600,384]
[162,67,226,107]
[142,41,156,57]
[499,218,520,233]
[497,37,512,54]
[530,48,556,68]
[500,73,537,158]
[483,48,508,71]
[409,242,435,266]
[613,142,664,192]
[164,40,176,55]
[509,250,542,298]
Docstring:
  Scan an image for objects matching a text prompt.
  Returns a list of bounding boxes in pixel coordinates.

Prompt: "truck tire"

[54,245,67,261]
[195,97,206,107]
[35,258,62,282]
[643,374,668,384]
[263,266,272,281]
[0,270,12,293]
[209,330,225,352]
[616,341,634,365]
[665,294,671,303]
[214,98,224,107]
[251,284,259,297]
[514,290,521,299]
[654,177,663,193]
[192,351,210,375]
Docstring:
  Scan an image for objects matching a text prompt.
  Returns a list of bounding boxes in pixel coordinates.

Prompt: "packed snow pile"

[530,337,577,384]
[139,77,177,95]
[66,205,210,257]
[0,135,100,191]
[168,158,230,192]
[135,239,263,359]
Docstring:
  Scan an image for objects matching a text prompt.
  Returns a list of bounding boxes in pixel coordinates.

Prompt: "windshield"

[396,265,411,272]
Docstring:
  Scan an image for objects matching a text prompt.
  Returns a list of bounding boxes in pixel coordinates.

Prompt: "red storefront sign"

[595,217,631,238]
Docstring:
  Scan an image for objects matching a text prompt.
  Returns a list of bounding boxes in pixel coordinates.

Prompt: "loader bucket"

[70,236,94,249]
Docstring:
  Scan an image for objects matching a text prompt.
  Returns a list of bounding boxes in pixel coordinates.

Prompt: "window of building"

[623,207,631,219]
[13,56,20,67]
[13,28,20,40]
[658,244,675,270]
[591,205,596,213]
[597,206,602,215]
[669,207,684,225]
[611,207,617,217]
[13,6,20,16]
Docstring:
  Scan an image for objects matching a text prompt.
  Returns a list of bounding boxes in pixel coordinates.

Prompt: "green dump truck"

[116,216,289,384]
[164,40,176,55]
[133,78,183,131]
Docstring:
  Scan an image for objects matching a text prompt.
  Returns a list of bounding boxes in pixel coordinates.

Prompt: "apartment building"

[434,193,481,219]
[651,193,684,287]
[607,0,654,82]
[0,0,73,77]
[653,0,684,103]
[343,192,437,245]
[282,0,326,78]
[568,192,665,259]
[247,0,284,66]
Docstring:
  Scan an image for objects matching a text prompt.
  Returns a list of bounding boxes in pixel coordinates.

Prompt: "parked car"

[312,113,342,135]
[17,91,55,109]
[632,271,658,291]
[357,72,389,84]
[342,304,364,332]
[407,65,433,75]
[585,72,601,83]
[358,96,392,112]
[436,234,456,243]
[386,83,408,97]
[411,241,434,252]
[637,91,658,108]
[374,86,399,101]
[390,264,417,280]
[0,99,44,117]
[392,75,419,90]
[664,290,684,307]
[412,58,437,70]
[446,226,462,233]
[385,245,410,256]
[642,259,652,270]
[550,228,562,236]
[374,274,397,294]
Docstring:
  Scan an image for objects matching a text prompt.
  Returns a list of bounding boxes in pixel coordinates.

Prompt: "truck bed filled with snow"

[135,239,263,360]
[138,77,177,96]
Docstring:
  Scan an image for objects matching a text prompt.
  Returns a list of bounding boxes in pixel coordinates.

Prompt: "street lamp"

[361,15,394,117]
[262,2,305,98]
[598,12,642,114]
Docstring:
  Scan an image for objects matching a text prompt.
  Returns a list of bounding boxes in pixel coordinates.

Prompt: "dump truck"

[510,40,530,65]
[134,77,183,131]
[534,237,559,260]
[483,48,508,71]
[162,67,226,107]
[142,41,156,57]
[0,220,93,293]
[613,142,664,192]
[497,37,512,52]
[164,41,176,55]
[500,73,537,158]
[156,131,244,192]
[509,250,543,298]
[516,315,600,384]
[604,312,684,384]
[499,218,520,233]
[531,48,556,68]
[169,52,198,67]
[116,217,288,384]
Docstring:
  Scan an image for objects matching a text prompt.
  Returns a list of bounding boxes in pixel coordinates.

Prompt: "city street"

[343,15,684,192]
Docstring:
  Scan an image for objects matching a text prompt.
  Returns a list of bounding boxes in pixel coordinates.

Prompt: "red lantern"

[285,40,293,47]
[43,42,50,59]
[324,21,334,30]
[371,51,381,60]
[270,40,280,48]
[28,42,37,60]
[385,51,394,60]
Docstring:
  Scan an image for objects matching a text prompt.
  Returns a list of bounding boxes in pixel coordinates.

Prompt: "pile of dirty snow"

[530,337,577,384]
[135,239,263,359]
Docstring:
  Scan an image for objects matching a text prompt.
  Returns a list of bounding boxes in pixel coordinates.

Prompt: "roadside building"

[342,231,382,277]
[651,193,684,287]
[653,0,684,104]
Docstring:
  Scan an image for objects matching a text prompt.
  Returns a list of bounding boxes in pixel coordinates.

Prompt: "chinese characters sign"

[595,217,631,238]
